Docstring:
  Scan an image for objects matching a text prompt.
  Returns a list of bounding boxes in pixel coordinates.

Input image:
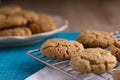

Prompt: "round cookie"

[0,27,32,36]
[108,41,120,61]
[112,66,120,80]
[40,38,84,60]
[76,30,117,48]
[29,15,57,34]
[0,6,22,15]
[0,16,27,29]
[14,10,39,23]
[70,48,117,74]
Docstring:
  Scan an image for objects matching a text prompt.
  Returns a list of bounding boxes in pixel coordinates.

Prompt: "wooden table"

[1,0,120,32]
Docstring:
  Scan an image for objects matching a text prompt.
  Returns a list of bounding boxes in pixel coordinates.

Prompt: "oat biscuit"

[70,48,117,74]
[0,16,27,29]
[0,6,22,15]
[40,38,84,60]
[108,41,120,60]
[0,27,32,36]
[112,66,120,80]
[14,10,39,23]
[76,30,117,48]
[29,15,57,34]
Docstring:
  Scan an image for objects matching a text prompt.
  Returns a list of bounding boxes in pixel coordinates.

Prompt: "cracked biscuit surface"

[40,38,84,60]
[70,48,117,74]
[29,15,57,34]
[0,27,32,36]
[0,6,22,15]
[0,16,27,29]
[108,41,120,61]
[76,30,117,48]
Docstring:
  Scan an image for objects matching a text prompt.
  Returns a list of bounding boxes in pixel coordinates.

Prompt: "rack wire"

[27,32,120,80]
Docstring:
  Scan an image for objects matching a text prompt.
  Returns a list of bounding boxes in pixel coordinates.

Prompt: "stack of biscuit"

[0,5,57,37]
[40,29,119,75]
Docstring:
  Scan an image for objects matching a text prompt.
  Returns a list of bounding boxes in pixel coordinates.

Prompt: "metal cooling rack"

[27,32,120,80]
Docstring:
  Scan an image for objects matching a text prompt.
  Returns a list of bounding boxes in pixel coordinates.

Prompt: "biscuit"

[40,38,84,60]
[14,10,39,23]
[108,41,120,60]
[70,48,117,74]
[76,30,117,48]
[0,27,32,36]
[112,66,120,80]
[0,16,27,29]
[0,14,6,20]
[0,6,22,15]
[29,15,57,34]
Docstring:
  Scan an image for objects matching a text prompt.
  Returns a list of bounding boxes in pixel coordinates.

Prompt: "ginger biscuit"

[112,66,120,80]
[0,6,22,15]
[77,30,117,48]
[108,41,120,61]
[70,48,117,74]
[0,16,27,29]
[0,27,32,36]
[14,10,39,23]
[40,38,84,60]
[29,15,57,34]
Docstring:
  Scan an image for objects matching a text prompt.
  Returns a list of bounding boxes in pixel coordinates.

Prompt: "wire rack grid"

[27,32,120,80]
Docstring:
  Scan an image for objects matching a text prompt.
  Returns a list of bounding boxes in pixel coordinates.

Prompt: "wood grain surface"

[1,0,120,32]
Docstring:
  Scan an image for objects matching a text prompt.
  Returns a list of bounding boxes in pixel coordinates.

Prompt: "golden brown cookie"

[70,48,117,74]
[76,30,117,48]
[0,16,27,29]
[40,38,84,60]
[29,15,57,34]
[0,27,32,36]
[112,66,120,80]
[0,5,22,15]
[108,41,120,61]
[14,10,39,23]
[0,14,6,20]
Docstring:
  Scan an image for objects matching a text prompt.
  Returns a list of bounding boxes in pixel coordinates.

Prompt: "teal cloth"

[0,32,79,80]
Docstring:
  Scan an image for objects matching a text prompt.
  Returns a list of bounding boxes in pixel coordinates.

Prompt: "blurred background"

[1,0,120,32]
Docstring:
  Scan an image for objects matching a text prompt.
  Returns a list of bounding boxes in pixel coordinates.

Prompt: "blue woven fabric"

[0,32,79,80]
